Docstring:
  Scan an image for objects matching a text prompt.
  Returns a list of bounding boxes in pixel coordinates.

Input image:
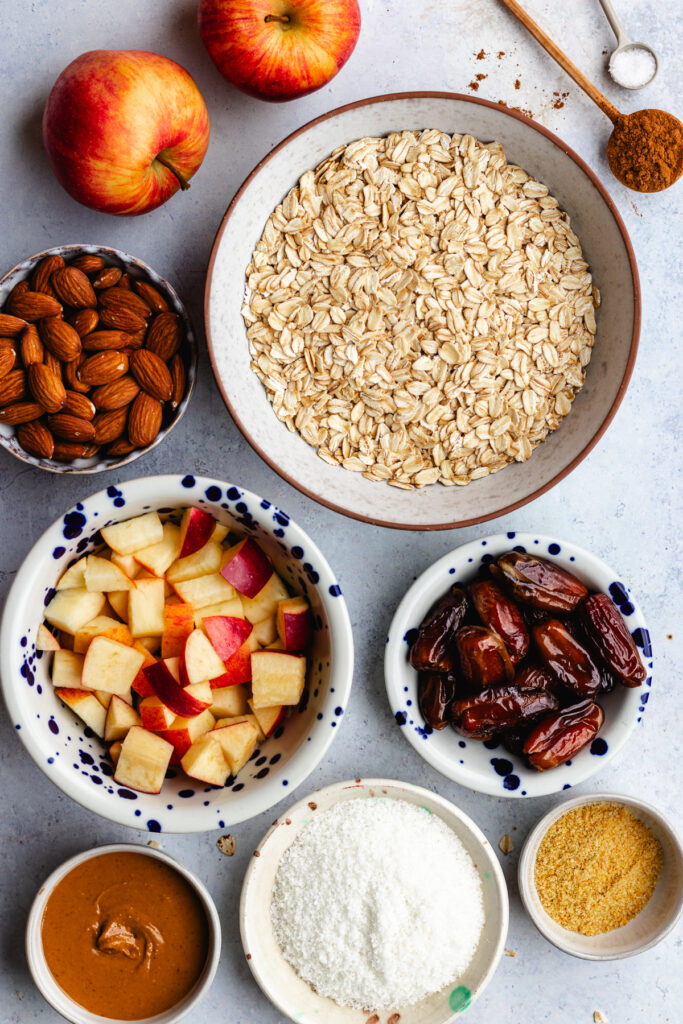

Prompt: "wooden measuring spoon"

[498,0,683,193]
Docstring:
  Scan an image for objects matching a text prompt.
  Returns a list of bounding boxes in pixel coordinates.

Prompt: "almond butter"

[0,345,16,379]
[28,363,67,413]
[0,401,44,425]
[0,369,26,405]
[71,254,105,274]
[99,286,151,320]
[39,317,82,362]
[93,267,122,289]
[130,349,172,401]
[78,350,129,386]
[133,279,169,313]
[11,292,63,321]
[93,406,129,444]
[128,392,163,447]
[20,325,43,365]
[17,419,55,459]
[107,437,136,456]
[51,267,97,308]
[98,305,147,334]
[31,254,65,294]
[64,356,91,394]
[48,413,96,443]
[146,311,182,361]
[91,376,140,411]
[53,441,99,461]
[83,330,130,351]
[5,280,29,316]
[44,350,64,380]
[63,391,96,421]
[0,313,28,337]
[169,353,186,410]
[70,307,99,337]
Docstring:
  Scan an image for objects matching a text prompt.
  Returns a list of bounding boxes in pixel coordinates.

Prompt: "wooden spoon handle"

[498,0,622,123]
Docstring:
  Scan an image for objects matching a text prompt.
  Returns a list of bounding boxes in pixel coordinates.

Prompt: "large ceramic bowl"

[385,532,652,798]
[240,779,508,1023]
[0,475,353,832]
[205,92,639,530]
[0,243,197,474]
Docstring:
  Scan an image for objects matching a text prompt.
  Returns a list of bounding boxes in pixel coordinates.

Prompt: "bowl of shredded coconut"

[239,778,508,1022]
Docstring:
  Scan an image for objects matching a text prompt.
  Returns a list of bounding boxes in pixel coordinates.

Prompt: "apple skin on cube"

[84,555,132,593]
[51,650,85,689]
[139,696,176,731]
[82,636,146,696]
[161,602,195,658]
[276,596,312,651]
[215,713,265,743]
[220,537,273,599]
[179,507,216,559]
[158,708,215,762]
[181,734,230,786]
[114,726,173,794]
[73,616,133,654]
[133,522,182,577]
[128,578,166,637]
[251,651,306,709]
[249,700,284,737]
[45,589,106,635]
[213,638,252,688]
[210,683,249,718]
[56,556,88,590]
[241,573,290,625]
[36,623,61,652]
[100,512,163,556]
[104,695,142,742]
[182,628,230,686]
[172,573,236,609]
[144,660,212,717]
[131,643,158,697]
[55,688,107,737]
[166,540,222,584]
[203,615,252,660]
[194,597,244,628]
[211,719,259,774]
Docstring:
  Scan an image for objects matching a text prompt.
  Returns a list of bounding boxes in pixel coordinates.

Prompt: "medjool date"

[469,579,529,663]
[455,625,515,688]
[453,686,559,739]
[417,671,458,730]
[524,700,604,771]
[533,619,602,698]
[409,585,467,672]
[493,552,587,613]
[579,593,646,687]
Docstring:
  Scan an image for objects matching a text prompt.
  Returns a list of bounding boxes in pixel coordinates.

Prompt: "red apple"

[43,50,210,216]
[276,596,312,651]
[203,615,253,661]
[221,537,273,598]
[215,639,253,687]
[144,660,211,718]
[198,0,361,102]
[179,507,217,559]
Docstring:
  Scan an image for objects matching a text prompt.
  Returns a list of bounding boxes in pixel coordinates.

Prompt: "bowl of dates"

[385,533,651,797]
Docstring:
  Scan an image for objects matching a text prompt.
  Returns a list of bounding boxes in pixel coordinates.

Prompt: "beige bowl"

[206,91,640,530]
[518,792,683,959]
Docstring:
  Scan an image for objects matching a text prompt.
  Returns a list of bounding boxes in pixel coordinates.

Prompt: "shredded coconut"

[270,798,484,1010]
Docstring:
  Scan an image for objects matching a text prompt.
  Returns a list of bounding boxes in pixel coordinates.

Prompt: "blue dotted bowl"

[0,475,353,832]
[385,533,652,799]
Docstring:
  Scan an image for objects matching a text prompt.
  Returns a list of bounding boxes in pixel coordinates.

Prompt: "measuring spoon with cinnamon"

[499,0,683,193]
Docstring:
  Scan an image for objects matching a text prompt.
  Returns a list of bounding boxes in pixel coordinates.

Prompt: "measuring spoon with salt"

[597,0,659,90]
[498,0,682,193]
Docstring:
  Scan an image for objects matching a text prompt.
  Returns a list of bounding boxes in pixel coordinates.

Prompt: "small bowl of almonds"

[0,244,197,472]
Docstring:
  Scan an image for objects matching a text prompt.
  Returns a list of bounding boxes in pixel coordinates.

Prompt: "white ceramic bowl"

[518,792,683,959]
[385,532,652,798]
[0,474,353,832]
[26,842,221,1024]
[205,91,640,530]
[0,243,197,474]
[240,778,508,1022]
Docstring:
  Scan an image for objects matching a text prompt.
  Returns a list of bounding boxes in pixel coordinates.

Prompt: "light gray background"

[1,1,681,1022]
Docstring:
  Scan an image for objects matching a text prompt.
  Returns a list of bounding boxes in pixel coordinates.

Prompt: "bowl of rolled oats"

[206,92,640,529]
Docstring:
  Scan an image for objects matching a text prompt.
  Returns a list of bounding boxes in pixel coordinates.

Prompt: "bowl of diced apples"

[0,474,353,832]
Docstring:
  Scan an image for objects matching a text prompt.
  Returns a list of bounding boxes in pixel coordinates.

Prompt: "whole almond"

[11,292,63,321]
[31,254,65,294]
[169,353,186,410]
[118,273,133,290]
[83,330,130,351]
[0,369,26,405]
[71,254,105,275]
[130,349,172,401]
[53,441,99,461]
[91,376,140,411]
[48,413,96,443]
[133,279,169,313]
[93,406,128,444]
[20,325,43,365]
[93,267,122,289]
[146,312,182,361]
[28,363,67,413]
[44,350,64,380]
[0,313,28,337]
[70,307,99,337]
[63,391,96,421]
[78,350,129,386]
[51,267,97,308]
[63,356,91,394]
[39,318,82,362]
[17,419,55,459]
[107,437,136,456]
[0,345,16,379]
[0,401,44,425]
[98,305,147,334]
[128,392,163,448]
[5,280,30,316]
[99,287,151,319]
[126,328,147,350]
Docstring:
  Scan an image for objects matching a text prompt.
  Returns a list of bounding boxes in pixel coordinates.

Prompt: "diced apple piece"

[251,651,306,708]
[128,578,165,637]
[139,696,176,731]
[110,551,141,579]
[45,589,106,635]
[56,688,107,737]
[137,636,161,654]
[252,615,277,647]
[211,719,259,774]
[108,590,129,621]
[84,555,132,593]
[184,681,212,706]
[276,596,312,651]
[166,541,222,584]
[250,700,285,737]
[144,660,212,717]
[179,507,216,559]
[215,713,265,743]
[164,656,181,681]
[241,573,290,625]
[82,636,145,696]
[104,695,142,742]
[194,598,244,628]
[181,734,230,786]
[51,650,85,689]
[161,603,195,659]
[183,629,230,685]
[213,638,252,688]
[56,557,88,590]
[172,574,235,609]
[95,688,132,709]
[158,709,215,762]
[36,624,60,652]
[108,740,123,765]
[57,630,74,651]
[212,523,229,543]
[74,616,133,654]
[101,512,163,555]
[114,726,173,794]
[210,684,249,718]
[203,615,252,660]
[133,522,182,576]
[220,537,273,598]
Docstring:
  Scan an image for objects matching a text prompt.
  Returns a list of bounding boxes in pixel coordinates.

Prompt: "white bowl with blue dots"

[0,474,353,832]
[385,533,652,798]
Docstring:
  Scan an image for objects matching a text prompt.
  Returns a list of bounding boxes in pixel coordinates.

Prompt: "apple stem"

[156,154,191,191]
[264,13,290,24]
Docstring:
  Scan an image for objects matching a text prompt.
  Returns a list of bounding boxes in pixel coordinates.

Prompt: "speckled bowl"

[0,474,353,832]
[240,779,508,1023]
[385,533,652,798]
[0,244,197,473]
[205,91,640,530]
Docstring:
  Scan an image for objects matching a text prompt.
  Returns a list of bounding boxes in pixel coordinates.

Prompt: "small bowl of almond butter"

[0,244,197,473]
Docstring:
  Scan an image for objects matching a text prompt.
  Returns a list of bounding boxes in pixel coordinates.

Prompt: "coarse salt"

[609,47,657,89]
[270,798,485,1010]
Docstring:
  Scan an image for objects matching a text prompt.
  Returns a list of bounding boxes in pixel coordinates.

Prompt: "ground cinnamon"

[607,108,683,193]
